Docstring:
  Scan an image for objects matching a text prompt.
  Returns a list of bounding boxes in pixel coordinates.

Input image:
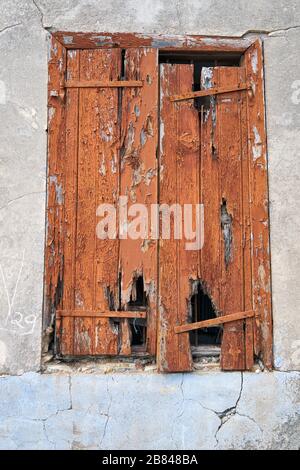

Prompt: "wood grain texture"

[175,310,254,333]
[170,83,249,102]
[53,31,252,53]
[46,37,272,369]
[59,48,80,355]
[199,68,221,316]
[243,40,272,369]
[45,37,66,352]
[57,310,147,319]
[119,48,158,355]
[158,63,200,372]
[92,48,121,355]
[65,80,143,88]
[217,67,246,370]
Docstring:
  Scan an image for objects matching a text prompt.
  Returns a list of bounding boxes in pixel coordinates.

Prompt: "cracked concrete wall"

[0,0,300,450]
[0,371,299,449]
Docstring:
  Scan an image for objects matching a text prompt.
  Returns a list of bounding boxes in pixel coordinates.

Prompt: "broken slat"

[200,68,221,322]
[170,83,250,102]
[65,80,143,88]
[93,49,121,356]
[119,48,158,356]
[56,310,147,319]
[175,310,254,334]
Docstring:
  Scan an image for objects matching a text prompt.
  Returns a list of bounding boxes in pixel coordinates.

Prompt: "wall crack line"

[214,372,244,446]
[32,0,45,28]
[0,23,21,35]
[0,191,45,211]
[99,376,113,448]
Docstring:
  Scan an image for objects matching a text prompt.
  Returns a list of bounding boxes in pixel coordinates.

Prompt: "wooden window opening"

[45,33,272,372]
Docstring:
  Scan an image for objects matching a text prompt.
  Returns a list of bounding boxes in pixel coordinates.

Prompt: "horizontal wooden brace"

[56,310,147,319]
[170,83,250,102]
[174,310,254,334]
[65,80,143,89]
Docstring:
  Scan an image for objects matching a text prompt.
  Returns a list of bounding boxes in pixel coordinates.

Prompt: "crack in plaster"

[32,0,45,28]
[99,375,113,448]
[241,25,300,38]
[0,23,21,35]
[0,191,45,212]
[213,372,243,446]
[170,373,185,449]
[171,373,245,449]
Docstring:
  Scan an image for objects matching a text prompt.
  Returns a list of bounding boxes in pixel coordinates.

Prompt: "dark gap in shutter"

[127,275,147,349]
[189,281,222,351]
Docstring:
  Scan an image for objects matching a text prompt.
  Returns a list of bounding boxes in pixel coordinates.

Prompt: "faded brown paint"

[174,310,254,334]
[119,48,158,355]
[45,34,272,371]
[217,67,249,370]
[170,83,250,102]
[46,36,66,351]
[158,63,199,372]
[65,80,143,88]
[243,40,272,369]
[50,46,159,357]
[53,31,252,53]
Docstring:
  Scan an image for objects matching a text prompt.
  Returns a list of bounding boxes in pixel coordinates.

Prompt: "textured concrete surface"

[0,0,300,450]
[0,0,299,375]
[0,371,299,450]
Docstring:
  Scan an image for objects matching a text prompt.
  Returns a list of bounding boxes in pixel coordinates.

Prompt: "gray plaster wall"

[0,371,299,450]
[0,0,300,450]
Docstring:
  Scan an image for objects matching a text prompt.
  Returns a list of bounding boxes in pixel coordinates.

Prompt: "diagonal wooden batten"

[170,83,250,102]
[56,310,147,319]
[65,80,143,88]
[174,310,254,334]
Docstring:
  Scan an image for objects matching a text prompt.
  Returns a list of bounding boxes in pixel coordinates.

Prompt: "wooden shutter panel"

[51,47,158,356]
[242,40,272,369]
[157,41,271,372]
[158,63,199,372]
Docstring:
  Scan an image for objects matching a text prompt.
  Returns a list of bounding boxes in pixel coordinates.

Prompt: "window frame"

[44,32,272,370]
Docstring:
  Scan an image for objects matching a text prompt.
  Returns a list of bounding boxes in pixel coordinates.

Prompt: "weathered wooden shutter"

[47,45,158,356]
[46,38,271,370]
[157,40,272,371]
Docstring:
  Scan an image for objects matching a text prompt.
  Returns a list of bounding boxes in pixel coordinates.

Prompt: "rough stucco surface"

[0,371,299,450]
[0,0,300,449]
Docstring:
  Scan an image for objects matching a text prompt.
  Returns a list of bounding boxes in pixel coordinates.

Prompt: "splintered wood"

[46,37,272,371]
[53,47,158,356]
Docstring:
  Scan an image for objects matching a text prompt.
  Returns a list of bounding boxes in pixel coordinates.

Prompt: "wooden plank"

[119,48,158,356]
[175,310,254,333]
[200,67,221,314]
[217,67,246,370]
[239,64,254,370]
[59,49,80,355]
[244,40,272,369]
[53,31,252,53]
[72,49,120,355]
[73,49,97,355]
[65,80,143,88]
[46,37,66,350]
[170,83,249,102]
[176,64,200,371]
[92,49,121,356]
[158,63,199,372]
[57,310,147,319]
